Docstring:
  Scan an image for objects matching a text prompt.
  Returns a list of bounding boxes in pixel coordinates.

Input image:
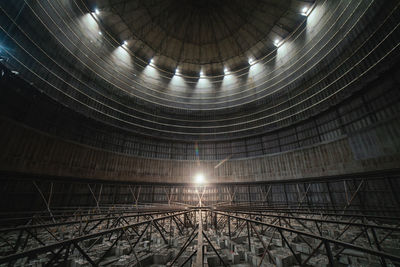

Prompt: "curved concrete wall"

[1,58,399,162]
[1,116,399,183]
[0,0,399,183]
[1,60,399,182]
[0,0,399,140]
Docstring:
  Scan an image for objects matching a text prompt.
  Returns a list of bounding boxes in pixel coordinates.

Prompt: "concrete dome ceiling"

[87,0,314,74]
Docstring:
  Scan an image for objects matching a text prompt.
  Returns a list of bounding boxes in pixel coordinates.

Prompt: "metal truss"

[0,171,399,265]
[204,209,400,267]
[1,206,400,266]
[0,209,196,266]
[1,171,399,217]
[0,205,185,227]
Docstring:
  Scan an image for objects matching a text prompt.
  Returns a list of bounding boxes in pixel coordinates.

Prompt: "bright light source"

[98,31,102,35]
[274,39,282,47]
[248,58,254,65]
[123,40,128,46]
[224,67,228,74]
[194,173,205,184]
[150,58,154,64]
[95,8,100,15]
[200,70,204,76]
[301,6,310,16]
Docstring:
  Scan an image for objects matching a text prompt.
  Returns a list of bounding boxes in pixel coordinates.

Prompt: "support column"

[195,206,203,266]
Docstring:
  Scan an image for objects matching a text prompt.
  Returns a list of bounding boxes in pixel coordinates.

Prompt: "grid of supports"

[1,171,399,217]
[0,206,400,266]
[0,171,399,265]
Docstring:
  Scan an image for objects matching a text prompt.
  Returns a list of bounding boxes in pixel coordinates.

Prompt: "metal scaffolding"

[0,208,196,266]
[2,207,399,266]
[0,171,399,265]
[1,171,399,216]
[206,208,400,266]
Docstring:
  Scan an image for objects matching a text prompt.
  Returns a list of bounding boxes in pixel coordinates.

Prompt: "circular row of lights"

[92,6,311,77]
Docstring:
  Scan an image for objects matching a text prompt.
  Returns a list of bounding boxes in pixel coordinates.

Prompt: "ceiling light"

[194,173,205,184]
[301,6,310,16]
[150,58,154,64]
[95,8,100,15]
[123,40,128,46]
[274,39,281,47]
[248,58,254,65]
